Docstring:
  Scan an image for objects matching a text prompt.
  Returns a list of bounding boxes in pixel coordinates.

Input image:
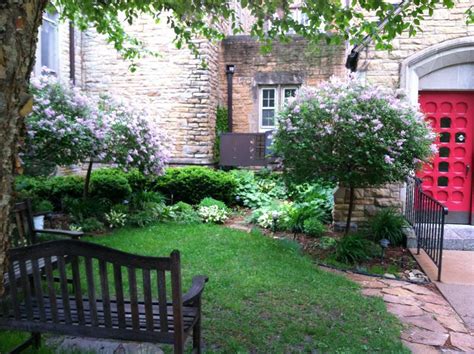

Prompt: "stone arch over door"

[401,37,474,224]
[400,37,474,104]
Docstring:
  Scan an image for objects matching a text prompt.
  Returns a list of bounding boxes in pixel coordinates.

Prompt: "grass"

[0,223,408,353]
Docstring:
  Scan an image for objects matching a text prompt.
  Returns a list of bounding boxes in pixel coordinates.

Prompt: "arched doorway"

[401,38,474,224]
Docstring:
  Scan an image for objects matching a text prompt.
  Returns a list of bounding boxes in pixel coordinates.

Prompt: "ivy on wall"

[214,106,229,162]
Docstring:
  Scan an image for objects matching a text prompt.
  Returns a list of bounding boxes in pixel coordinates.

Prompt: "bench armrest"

[183,275,208,306]
[34,229,84,240]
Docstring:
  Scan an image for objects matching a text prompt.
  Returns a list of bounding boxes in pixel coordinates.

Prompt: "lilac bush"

[26,72,170,179]
[274,77,436,232]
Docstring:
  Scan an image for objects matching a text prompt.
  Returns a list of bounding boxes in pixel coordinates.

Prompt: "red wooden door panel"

[418,91,474,224]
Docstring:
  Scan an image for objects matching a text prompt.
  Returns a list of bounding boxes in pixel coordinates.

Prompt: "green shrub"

[47,176,84,205]
[368,208,407,246]
[288,182,335,224]
[334,233,376,264]
[153,167,236,205]
[74,217,106,233]
[90,169,132,203]
[319,236,337,250]
[125,168,151,193]
[63,196,112,222]
[130,190,166,210]
[303,217,325,237]
[32,200,54,213]
[231,170,287,208]
[166,202,202,224]
[199,197,228,210]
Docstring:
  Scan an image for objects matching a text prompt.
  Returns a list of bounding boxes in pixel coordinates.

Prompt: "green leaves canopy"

[52,0,472,67]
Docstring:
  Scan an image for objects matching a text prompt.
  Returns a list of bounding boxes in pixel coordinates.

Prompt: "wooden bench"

[14,199,83,245]
[0,240,208,353]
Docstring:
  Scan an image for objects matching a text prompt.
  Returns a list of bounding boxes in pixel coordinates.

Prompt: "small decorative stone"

[383,273,397,279]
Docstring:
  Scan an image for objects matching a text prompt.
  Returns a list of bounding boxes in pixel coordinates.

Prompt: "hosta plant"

[198,205,228,224]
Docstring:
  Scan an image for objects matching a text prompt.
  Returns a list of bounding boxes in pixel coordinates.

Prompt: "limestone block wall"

[333,185,404,226]
[358,1,474,88]
[80,15,219,165]
[219,36,346,132]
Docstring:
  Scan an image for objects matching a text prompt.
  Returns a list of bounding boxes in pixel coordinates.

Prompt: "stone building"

[335,1,474,226]
[36,2,474,226]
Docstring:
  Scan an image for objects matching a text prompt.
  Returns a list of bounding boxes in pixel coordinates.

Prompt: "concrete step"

[444,225,474,251]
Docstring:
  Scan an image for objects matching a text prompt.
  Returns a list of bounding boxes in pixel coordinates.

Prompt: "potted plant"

[32,200,54,230]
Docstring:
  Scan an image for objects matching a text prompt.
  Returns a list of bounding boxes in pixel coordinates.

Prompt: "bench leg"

[9,332,41,354]
[193,317,202,354]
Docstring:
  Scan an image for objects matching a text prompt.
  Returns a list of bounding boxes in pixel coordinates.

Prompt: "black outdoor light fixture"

[226,64,235,132]
[380,238,390,262]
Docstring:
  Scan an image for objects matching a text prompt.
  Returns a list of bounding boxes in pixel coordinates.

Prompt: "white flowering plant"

[198,205,228,224]
[274,77,435,232]
[104,210,127,228]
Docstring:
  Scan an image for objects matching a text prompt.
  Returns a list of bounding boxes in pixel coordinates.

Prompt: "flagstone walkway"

[337,271,474,353]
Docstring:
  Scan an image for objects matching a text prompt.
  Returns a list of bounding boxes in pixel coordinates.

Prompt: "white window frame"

[259,85,299,132]
[34,11,60,77]
[259,87,278,132]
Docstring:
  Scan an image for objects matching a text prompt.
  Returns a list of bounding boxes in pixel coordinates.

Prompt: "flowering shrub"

[274,77,435,231]
[26,71,170,176]
[198,205,228,224]
[274,77,435,187]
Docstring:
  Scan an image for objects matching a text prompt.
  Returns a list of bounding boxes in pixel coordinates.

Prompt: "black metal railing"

[405,176,448,281]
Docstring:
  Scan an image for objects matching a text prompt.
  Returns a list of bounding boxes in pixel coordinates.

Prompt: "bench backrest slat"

[113,263,126,329]
[57,256,72,324]
[44,257,59,323]
[99,260,112,328]
[128,266,139,330]
[143,268,154,331]
[71,256,85,325]
[157,270,169,331]
[18,261,33,320]
[85,257,99,326]
[31,258,46,322]
[7,263,20,320]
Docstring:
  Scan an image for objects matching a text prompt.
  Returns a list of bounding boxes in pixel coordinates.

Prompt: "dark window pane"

[440,132,450,143]
[438,176,448,186]
[262,109,275,126]
[440,117,451,128]
[455,132,466,143]
[439,162,449,172]
[285,89,296,98]
[439,147,450,157]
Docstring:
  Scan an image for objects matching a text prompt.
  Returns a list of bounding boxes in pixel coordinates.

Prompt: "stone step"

[443,225,474,251]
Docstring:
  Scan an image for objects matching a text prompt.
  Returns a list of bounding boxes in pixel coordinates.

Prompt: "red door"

[418,91,474,224]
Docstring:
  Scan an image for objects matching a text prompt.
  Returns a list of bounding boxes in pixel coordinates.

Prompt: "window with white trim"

[259,85,298,131]
[34,11,59,76]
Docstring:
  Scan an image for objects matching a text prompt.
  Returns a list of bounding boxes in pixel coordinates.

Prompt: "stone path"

[342,271,474,353]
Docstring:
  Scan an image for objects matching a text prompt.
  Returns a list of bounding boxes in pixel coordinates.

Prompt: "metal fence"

[405,176,448,281]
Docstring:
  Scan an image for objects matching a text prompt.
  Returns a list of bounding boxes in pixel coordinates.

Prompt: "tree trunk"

[0,0,48,295]
[83,159,94,198]
[345,186,355,236]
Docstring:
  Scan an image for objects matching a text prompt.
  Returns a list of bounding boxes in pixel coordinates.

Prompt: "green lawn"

[0,223,408,353]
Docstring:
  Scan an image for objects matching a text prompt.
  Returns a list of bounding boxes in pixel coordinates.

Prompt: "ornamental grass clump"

[274,77,436,234]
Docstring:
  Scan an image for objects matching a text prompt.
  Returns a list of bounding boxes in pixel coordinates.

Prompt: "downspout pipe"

[226,65,235,132]
[345,0,411,72]
[69,21,76,85]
